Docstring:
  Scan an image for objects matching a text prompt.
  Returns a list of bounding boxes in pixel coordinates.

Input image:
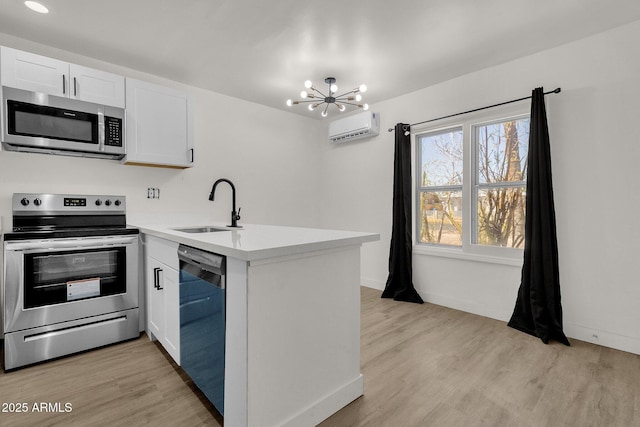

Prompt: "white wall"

[319,20,640,355]
[0,34,324,230]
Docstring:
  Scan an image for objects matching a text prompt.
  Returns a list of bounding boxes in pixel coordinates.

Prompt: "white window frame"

[412,104,529,265]
[415,125,464,247]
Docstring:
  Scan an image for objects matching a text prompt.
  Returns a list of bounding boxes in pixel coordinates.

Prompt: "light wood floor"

[2,287,640,426]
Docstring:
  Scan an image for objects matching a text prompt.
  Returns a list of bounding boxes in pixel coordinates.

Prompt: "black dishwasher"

[178,245,226,415]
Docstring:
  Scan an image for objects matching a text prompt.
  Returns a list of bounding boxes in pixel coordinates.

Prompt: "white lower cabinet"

[145,236,180,364]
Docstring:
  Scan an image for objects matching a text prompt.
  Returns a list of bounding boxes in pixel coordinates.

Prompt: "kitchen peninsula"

[133,222,379,427]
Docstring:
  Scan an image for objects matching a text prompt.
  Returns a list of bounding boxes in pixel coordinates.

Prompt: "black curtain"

[381,123,424,304]
[507,88,570,346]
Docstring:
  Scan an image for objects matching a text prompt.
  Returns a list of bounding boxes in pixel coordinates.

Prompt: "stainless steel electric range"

[2,193,140,370]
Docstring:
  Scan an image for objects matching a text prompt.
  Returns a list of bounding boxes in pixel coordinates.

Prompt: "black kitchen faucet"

[209,178,241,227]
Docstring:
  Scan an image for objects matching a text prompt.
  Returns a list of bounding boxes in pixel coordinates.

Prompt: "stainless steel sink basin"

[172,226,230,233]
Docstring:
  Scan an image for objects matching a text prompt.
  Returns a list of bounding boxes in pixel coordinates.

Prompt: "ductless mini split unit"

[328,111,380,143]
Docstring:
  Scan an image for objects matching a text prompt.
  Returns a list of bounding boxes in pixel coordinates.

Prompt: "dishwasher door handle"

[177,244,225,275]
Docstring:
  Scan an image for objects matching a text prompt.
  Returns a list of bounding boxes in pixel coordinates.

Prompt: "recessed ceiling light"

[24,1,49,14]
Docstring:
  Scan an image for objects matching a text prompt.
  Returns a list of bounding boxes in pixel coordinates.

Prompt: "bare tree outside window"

[475,118,529,248]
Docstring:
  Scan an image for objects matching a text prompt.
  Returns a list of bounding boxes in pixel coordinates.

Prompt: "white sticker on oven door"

[67,277,101,301]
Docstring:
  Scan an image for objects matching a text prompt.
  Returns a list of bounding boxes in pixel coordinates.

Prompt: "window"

[415,112,530,259]
[417,127,463,246]
[473,117,529,249]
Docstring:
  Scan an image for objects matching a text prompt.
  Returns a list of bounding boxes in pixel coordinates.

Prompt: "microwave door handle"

[98,111,105,150]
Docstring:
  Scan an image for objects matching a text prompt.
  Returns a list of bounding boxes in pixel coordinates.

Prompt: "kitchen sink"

[172,226,230,233]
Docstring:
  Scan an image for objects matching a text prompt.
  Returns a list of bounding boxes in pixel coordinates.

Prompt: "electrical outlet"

[147,188,161,199]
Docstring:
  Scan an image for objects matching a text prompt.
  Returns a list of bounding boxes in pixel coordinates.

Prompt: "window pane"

[419,128,463,187]
[419,191,462,246]
[477,187,526,248]
[476,118,529,184]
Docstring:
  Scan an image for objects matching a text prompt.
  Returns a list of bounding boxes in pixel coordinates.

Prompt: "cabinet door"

[146,259,181,365]
[146,258,164,340]
[124,78,194,168]
[0,46,68,96]
[70,64,125,107]
[162,266,181,365]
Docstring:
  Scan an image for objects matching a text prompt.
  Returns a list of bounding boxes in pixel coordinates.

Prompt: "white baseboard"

[361,277,384,290]
[564,323,640,355]
[280,375,364,427]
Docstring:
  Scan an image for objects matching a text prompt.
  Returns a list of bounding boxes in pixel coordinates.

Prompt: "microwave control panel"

[104,116,123,147]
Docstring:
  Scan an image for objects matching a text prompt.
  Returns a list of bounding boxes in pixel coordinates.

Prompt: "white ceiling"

[1,0,640,118]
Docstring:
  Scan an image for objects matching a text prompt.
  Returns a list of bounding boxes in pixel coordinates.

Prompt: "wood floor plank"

[321,288,640,427]
[2,286,639,426]
[0,336,222,426]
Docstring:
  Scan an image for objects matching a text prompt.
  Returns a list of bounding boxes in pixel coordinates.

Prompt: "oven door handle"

[5,236,138,251]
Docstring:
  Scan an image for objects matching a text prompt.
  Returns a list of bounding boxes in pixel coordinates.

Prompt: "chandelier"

[286,77,368,117]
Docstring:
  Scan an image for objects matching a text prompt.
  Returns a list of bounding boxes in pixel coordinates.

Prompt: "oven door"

[3,235,139,334]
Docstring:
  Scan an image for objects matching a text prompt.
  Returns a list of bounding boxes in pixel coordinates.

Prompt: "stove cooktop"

[6,193,137,241]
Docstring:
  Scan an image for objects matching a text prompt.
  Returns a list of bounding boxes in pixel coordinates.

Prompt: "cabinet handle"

[62,75,66,94]
[153,267,163,290]
[190,148,194,163]
[156,267,164,290]
[73,77,77,96]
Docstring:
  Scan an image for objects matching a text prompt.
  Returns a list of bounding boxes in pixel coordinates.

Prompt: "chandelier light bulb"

[321,110,328,118]
[355,94,362,102]
[359,84,367,93]
[338,104,346,112]
[330,84,338,93]
[304,80,313,89]
[300,91,308,98]
[286,99,293,107]
[363,103,369,111]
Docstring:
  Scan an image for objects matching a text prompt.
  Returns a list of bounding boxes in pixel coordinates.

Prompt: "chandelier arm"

[313,88,328,98]
[335,89,358,98]
[337,101,362,107]
[294,99,325,104]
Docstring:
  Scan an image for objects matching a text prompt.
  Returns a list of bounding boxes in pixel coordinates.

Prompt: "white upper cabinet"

[123,78,194,168]
[0,46,125,107]
[0,47,67,96]
[68,64,125,107]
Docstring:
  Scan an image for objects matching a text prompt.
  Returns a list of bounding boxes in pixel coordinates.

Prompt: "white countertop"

[131,221,380,261]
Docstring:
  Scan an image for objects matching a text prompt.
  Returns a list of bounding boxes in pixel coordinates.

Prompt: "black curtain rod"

[387,87,561,133]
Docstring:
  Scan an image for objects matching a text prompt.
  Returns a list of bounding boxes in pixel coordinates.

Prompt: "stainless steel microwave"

[1,86,125,159]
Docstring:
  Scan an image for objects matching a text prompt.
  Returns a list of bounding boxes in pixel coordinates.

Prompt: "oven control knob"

[105,199,112,206]
[33,198,42,206]
[95,199,102,206]
[114,200,121,206]
[20,198,30,206]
